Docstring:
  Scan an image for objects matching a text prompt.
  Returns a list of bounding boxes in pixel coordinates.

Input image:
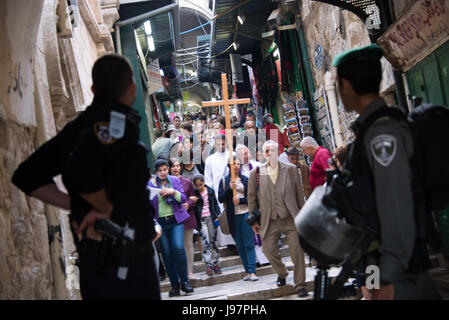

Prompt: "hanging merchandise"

[314,88,336,153]
[248,64,264,128]
[151,95,161,129]
[281,91,309,163]
[256,55,279,123]
[337,101,357,144]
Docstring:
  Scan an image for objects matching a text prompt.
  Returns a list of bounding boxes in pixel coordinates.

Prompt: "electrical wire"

[177,43,210,52]
[180,77,198,83]
[195,8,208,35]
[175,51,203,57]
[180,82,201,90]
[176,59,198,66]
[209,42,234,58]
[180,21,211,35]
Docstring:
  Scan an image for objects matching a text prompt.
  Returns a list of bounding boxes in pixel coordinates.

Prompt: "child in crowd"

[191,174,222,276]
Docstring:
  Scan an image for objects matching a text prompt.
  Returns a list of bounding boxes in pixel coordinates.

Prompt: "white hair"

[300,136,319,148]
[262,140,279,151]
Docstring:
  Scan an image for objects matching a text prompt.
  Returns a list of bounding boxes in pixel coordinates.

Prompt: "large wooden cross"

[202,73,250,196]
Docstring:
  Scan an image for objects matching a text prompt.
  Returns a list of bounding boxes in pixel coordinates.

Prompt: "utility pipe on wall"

[324,71,344,147]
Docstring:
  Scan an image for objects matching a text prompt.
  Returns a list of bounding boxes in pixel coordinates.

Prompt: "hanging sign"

[377,0,449,72]
[314,45,324,71]
[146,59,163,95]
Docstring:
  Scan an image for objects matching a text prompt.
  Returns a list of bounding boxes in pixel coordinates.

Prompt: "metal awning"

[117,0,180,60]
[310,0,391,41]
[212,0,274,57]
[134,12,175,62]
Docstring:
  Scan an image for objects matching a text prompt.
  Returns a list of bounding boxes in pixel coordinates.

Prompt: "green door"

[436,43,449,105]
[406,40,449,106]
[407,66,427,102]
[423,57,444,105]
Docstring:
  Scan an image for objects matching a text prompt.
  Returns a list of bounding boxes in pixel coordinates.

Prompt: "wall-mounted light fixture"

[144,20,152,35]
[144,20,155,52]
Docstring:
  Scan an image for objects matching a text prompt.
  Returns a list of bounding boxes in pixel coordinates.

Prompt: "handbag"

[217,177,231,235]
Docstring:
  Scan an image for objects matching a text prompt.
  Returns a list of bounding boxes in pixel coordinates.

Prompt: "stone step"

[430,254,449,269]
[192,245,294,273]
[269,291,314,300]
[192,236,289,262]
[193,246,237,262]
[160,255,315,294]
[161,266,342,300]
[193,255,243,274]
[431,268,449,293]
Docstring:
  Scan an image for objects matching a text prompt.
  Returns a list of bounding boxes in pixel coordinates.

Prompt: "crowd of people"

[13,47,443,301]
[150,108,334,298]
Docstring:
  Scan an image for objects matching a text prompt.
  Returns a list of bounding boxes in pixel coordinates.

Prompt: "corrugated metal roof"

[212,0,273,57]
[135,11,175,62]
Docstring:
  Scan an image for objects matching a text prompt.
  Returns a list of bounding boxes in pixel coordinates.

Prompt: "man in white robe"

[204,134,235,247]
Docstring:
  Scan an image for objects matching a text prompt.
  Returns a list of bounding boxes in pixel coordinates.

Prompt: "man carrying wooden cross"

[202,74,250,248]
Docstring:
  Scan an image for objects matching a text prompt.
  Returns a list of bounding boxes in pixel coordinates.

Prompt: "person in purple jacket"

[169,158,198,280]
[148,159,194,297]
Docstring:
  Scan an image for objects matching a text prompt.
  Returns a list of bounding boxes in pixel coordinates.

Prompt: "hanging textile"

[277,29,294,92]
[248,65,263,128]
[236,65,252,98]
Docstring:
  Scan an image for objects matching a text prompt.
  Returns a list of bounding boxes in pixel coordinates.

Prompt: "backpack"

[408,104,449,212]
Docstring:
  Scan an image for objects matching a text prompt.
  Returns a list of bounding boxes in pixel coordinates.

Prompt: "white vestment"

[204,150,235,246]
[239,160,262,178]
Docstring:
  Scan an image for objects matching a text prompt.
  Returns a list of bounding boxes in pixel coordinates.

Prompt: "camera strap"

[256,166,260,191]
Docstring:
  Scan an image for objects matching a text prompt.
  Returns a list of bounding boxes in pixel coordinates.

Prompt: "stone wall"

[0,0,54,300]
[297,0,396,146]
[0,0,119,299]
[391,0,418,19]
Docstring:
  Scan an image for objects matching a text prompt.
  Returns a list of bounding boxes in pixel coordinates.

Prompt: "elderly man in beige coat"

[248,140,308,297]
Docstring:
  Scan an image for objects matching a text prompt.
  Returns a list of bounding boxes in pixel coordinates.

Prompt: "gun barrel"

[94,219,124,239]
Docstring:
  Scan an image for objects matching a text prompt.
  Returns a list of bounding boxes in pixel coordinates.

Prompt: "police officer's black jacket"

[337,98,417,284]
[61,97,155,246]
[12,102,102,194]
[12,96,155,246]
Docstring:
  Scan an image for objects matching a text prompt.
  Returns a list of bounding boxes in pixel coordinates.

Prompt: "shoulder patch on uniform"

[370,134,396,167]
[109,111,126,139]
[93,122,116,145]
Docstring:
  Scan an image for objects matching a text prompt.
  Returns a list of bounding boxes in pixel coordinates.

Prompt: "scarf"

[155,176,174,205]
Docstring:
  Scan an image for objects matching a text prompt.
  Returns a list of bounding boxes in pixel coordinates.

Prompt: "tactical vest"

[342,105,435,273]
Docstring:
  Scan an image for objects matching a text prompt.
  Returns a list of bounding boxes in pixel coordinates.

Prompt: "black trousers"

[78,239,161,300]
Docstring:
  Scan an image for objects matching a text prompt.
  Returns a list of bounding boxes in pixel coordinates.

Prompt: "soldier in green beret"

[333,44,440,300]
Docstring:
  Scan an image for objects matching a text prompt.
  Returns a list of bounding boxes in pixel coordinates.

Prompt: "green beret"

[332,44,383,67]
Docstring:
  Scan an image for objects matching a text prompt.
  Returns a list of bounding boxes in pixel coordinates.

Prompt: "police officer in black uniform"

[12,54,160,300]
[332,45,440,300]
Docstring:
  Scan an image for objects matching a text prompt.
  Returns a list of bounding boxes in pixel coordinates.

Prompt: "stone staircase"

[159,240,341,300]
[159,241,449,300]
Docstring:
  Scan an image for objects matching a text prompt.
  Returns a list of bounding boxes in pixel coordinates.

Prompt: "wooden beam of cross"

[202,73,250,196]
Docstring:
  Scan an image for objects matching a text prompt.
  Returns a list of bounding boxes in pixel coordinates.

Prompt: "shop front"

[377,0,449,108]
